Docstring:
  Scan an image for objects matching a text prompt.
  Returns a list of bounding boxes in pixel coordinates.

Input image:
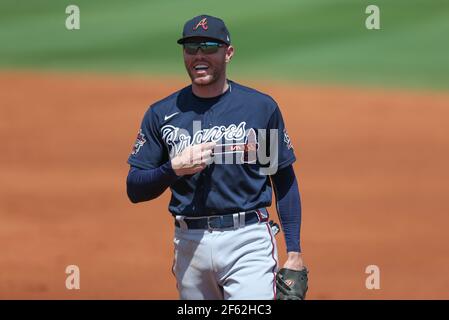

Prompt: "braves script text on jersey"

[128,80,295,217]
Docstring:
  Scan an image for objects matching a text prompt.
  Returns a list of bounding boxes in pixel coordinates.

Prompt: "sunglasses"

[183,42,226,55]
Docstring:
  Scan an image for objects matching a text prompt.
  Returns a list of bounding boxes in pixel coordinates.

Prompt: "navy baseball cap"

[177,14,231,45]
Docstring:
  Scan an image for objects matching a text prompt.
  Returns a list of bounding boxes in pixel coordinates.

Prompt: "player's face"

[183,38,234,86]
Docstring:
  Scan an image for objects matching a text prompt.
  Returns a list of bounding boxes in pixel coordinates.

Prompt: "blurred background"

[1,0,448,299]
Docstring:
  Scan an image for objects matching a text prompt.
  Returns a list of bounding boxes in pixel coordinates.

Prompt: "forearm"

[126,162,178,203]
[271,165,302,253]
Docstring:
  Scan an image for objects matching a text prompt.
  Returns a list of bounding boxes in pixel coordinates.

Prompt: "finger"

[190,163,206,174]
[184,144,199,156]
[198,154,213,165]
[203,156,214,165]
[202,154,216,166]
[192,144,203,152]
[190,149,205,164]
[191,154,206,165]
[201,149,214,159]
[192,157,202,165]
[186,146,195,163]
[192,149,213,162]
[201,142,216,151]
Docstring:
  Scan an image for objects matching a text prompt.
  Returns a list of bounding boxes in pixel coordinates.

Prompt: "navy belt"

[174,210,265,230]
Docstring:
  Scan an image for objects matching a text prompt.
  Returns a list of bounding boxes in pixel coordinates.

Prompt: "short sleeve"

[127,108,168,169]
[266,105,296,171]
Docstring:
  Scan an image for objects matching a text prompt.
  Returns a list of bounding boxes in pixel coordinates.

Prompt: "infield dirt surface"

[1,71,448,299]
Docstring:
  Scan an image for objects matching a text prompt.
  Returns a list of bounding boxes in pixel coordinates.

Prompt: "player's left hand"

[276,252,308,300]
[276,267,309,300]
[283,252,305,271]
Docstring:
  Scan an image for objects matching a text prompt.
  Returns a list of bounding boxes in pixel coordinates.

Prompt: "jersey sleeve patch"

[131,129,147,155]
[283,128,293,150]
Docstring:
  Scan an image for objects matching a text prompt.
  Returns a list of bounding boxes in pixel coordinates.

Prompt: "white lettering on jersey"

[162,121,248,157]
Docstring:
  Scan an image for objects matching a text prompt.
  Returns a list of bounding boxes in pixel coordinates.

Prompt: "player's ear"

[225,45,234,63]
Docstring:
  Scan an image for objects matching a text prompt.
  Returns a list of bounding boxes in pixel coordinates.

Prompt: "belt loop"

[232,213,239,230]
[175,216,188,230]
[239,212,245,227]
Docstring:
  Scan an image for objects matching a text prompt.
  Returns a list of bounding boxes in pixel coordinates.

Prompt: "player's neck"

[192,76,229,99]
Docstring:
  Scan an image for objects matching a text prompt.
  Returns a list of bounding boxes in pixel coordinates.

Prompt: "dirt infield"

[1,71,448,299]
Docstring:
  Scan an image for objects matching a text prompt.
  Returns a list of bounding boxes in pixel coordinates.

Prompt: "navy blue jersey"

[127,80,296,217]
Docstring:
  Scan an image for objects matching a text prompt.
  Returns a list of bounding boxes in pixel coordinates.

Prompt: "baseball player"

[127,14,308,300]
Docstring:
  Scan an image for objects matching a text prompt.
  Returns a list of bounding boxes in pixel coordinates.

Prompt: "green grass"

[0,0,448,90]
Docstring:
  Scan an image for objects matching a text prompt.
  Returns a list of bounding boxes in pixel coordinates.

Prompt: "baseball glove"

[276,267,309,300]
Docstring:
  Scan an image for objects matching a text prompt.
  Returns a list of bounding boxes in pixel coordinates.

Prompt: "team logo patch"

[283,128,293,150]
[131,129,146,155]
[193,18,208,31]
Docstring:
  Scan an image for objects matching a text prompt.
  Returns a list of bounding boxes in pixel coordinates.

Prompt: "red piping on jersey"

[265,223,278,300]
[171,244,179,291]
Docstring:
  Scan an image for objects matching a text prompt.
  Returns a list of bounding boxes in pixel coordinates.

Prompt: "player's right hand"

[170,142,216,176]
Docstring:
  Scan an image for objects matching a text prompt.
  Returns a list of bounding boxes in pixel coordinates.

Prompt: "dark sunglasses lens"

[184,44,200,55]
[201,44,220,54]
[184,42,221,55]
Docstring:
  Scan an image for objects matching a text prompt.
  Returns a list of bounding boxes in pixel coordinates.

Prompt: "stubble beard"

[187,64,225,87]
